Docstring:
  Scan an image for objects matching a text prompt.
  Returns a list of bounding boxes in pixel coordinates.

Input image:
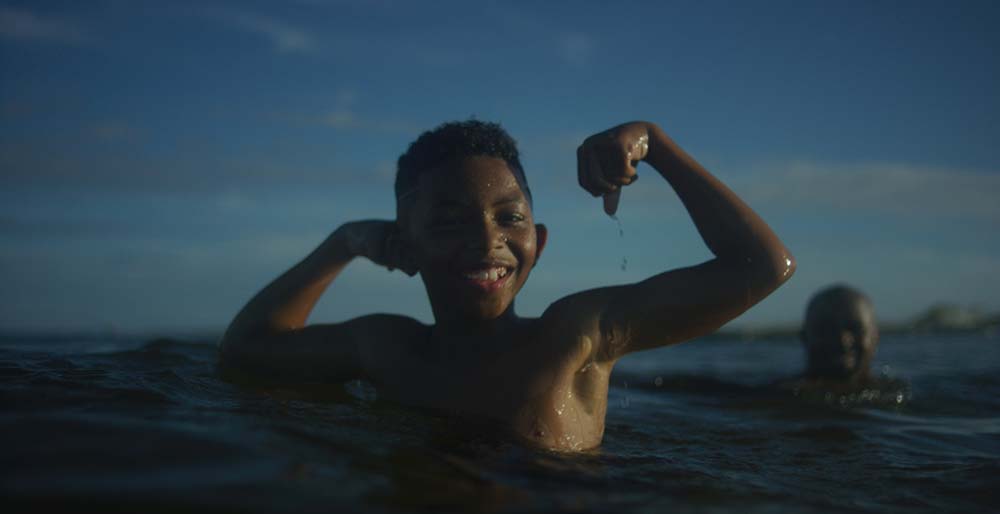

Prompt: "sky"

[1,0,998,334]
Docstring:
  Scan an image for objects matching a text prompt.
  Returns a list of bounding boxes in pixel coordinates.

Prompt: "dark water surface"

[2,333,997,513]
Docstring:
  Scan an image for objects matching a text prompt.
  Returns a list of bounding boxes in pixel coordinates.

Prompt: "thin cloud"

[0,7,88,44]
[317,89,419,133]
[205,8,314,53]
[0,216,123,239]
[728,161,1000,222]
[319,111,418,133]
[555,33,594,67]
[613,159,1000,223]
[88,121,139,142]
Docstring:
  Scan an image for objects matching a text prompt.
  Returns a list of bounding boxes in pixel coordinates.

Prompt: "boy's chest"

[378,341,556,410]
[374,331,612,450]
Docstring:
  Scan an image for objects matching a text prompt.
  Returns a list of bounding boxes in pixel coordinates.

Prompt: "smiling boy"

[219,120,795,451]
[771,285,911,405]
[800,285,879,382]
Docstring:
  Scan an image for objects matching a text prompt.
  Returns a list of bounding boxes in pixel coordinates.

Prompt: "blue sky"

[1,0,998,334]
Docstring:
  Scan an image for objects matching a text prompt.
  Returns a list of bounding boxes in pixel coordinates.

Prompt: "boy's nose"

[839,330,856,350]
[468,220,505,251]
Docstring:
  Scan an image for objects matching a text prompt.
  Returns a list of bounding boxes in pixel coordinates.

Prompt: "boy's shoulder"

[537,286,624,361]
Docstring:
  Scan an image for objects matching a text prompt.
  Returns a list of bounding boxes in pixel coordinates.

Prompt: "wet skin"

[219,121,796,451]
[802,296,879,381]
[402,157,543,326]
[363,157,610,449]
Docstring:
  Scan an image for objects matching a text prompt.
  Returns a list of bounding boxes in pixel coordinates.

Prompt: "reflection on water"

[1,334,997,513]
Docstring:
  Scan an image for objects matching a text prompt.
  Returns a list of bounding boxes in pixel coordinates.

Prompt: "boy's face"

[399,156,547,322]
[802,298,879,379]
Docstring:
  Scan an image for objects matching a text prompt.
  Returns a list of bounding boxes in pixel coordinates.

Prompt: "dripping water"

[611,215,627,272]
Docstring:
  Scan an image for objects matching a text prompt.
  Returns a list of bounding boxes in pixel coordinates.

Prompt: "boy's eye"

[429,213,468,231]
[430,218,463,230]
[498,212,526,225]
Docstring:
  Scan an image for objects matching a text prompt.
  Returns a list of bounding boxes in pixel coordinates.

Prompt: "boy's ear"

[393,221,420,276]
[534,223,548,265]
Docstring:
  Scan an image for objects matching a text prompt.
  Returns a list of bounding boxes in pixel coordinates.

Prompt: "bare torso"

[359,316,612,451]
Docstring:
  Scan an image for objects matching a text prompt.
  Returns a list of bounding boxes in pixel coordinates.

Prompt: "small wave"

[783,425,861,442]
[99,337,217,365]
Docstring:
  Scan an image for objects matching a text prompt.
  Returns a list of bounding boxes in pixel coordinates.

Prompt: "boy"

[799,285,880,383]
[774,285,910,406]
[219,120,795,451]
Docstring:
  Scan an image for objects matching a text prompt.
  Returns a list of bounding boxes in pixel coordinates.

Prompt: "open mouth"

[459,265,513,291]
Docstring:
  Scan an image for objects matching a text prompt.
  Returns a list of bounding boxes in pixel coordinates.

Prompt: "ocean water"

[1,332,997,513]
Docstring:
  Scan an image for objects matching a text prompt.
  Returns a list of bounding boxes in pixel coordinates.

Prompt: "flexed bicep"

[569,121,794,359]
[599,258,776,359]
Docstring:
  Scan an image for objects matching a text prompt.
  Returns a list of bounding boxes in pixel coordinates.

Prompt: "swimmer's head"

[801,285,879,380]
[392,120,546,323]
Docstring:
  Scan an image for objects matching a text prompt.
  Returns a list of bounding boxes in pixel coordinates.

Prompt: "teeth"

[463,267,508,281]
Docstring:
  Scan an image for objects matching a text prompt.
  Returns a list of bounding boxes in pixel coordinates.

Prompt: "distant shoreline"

[1,305,996,344]
[713,303,999,342]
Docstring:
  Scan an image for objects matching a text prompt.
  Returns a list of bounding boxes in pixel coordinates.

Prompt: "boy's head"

[393,120,547,323]
[396,120,531,216]
[800,285,879,380]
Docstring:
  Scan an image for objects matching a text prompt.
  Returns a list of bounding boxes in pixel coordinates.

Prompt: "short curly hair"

[395,119,530,209]
[805,284,872,324]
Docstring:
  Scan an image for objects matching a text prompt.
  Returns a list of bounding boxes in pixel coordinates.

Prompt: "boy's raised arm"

[561,121,795,360]
[218,220,416,383]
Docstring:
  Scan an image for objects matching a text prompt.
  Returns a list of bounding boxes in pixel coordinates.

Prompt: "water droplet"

[345,379,378,402]
[611,216,627,272]
[895,393,904,404]
[610,215,624,237]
